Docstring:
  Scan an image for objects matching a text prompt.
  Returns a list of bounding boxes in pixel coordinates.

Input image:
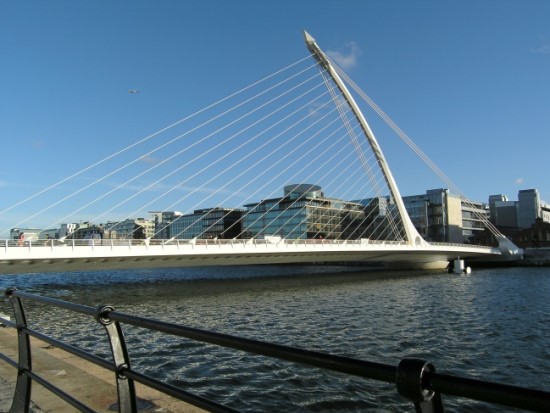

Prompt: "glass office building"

[242,184,365,239]
[170,207,244,239]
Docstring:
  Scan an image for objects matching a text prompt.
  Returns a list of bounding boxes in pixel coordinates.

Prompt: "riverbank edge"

[520,248,550,266]
[0,327,205,413]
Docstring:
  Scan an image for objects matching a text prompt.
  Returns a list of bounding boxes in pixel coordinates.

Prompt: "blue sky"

[1,0,549,235]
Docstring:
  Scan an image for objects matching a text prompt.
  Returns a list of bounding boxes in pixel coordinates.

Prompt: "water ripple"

[2,265,549,411]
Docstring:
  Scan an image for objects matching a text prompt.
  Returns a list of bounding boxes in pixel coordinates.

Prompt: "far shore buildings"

[489,189,550,230]
[170,207,244,240]
[10,186,549,248]
[242,184,365,240]
[401,188,488,244]
[485,188,550,248]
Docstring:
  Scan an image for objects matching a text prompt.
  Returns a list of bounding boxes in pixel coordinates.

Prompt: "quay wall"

[521,248,550,266]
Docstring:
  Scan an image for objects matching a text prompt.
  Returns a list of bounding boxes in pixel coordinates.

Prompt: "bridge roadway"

[0,238,500,274]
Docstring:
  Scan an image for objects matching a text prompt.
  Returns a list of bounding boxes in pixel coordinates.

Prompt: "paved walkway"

[0,326,205,413]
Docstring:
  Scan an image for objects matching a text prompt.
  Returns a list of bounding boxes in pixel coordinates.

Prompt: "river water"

[1,265,549,412]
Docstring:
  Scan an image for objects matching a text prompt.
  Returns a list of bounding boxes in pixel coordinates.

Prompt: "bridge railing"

[2,237,491,251]
[1,287,549,413]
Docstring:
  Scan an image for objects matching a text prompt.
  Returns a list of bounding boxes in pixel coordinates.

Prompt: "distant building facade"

[352,196,399,240]
[9,228,41,242]
[59,223,79,239]
[243,184,364,240]
[402,189,463,243]
[401,188,487,244]
[489,189,550,230]
[107,218,155,239]
[170,207,243,239]
[461,199,489,243]
[149,211,182,239]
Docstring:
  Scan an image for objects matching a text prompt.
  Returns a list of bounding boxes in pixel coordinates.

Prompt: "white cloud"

[531,45,550,54]
[515,178,524,185]
[140,155,160,165]
[327,42,361,70]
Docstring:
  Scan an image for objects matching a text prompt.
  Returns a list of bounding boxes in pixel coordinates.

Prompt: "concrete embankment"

[0,327,205,413]
[522,248,550,266]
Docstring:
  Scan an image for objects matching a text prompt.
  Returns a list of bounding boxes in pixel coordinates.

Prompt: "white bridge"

[0,32,522,274]
[0,238,507,274]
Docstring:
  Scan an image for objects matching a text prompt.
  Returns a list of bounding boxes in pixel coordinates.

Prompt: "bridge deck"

[0,238,498,274]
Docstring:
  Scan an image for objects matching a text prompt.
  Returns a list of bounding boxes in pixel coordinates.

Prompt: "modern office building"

[402,189,463,243]
[488,194,518,229]
[461,199,489,243]
[242,184,365,240]
[401,188,488,244]
[9,228,42,242]
[517,189,550,229]
[105,218,155,239]
[518,189,540,229]
[149,211,182,239]
[59,223,80,239]
[352,196,400,240]
[170,207,243,239]
[65,223,105,240]
[489,189,550,230]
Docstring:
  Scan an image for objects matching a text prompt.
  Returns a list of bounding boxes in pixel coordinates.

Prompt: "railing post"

[5,287,32,413]
[95,305,137,413]
[396,358,445,413]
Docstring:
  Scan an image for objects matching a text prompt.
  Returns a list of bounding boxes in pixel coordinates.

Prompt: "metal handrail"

[2,287,549,413]
[0,237,495,250]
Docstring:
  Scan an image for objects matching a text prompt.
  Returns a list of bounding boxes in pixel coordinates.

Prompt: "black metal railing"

[1,287,549,413]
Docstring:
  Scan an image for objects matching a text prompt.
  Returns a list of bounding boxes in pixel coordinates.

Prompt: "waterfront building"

[65,223,104,240]
[402,189,463,243]
[170,207,243,239]
[489,189,550,230]
[39,228,58,239]
[243,184,365,240]
[518,189,550,229]
[59,223,79,239]
[461,199,489,243]
[401,188,487,244]
[149,211,182,239]
[106,218,155,239]
[514,218,550,248]
[488,194,518,229]
[352,196,399,240]
[9,228,41,242]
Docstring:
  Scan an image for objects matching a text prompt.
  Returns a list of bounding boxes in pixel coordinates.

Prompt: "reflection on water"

[1,265,550,412]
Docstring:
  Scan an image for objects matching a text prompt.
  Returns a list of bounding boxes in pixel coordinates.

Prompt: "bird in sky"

[128,89,140,94]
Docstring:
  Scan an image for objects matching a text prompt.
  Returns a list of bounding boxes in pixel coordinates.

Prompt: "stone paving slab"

[0,327,205,413]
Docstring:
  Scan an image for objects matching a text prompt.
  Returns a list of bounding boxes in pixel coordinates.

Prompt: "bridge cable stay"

[161,104,377,241]
[330,62,508,244]
[161,75,408,242]
[78,71,328,234]
[43,60,376,241]
[0,57,314,235]
[304,32,425,246]
[6,50,412,244]
[155,99,349,239]
[125,58,408,241]
[108,81,352,239]
[317,66,405,241]
[227,126,373,241]
[3,36,493,249]
[14,60,323,236]
[168,44,413,243]
[209,116,392,242]
[169,72,400,242]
